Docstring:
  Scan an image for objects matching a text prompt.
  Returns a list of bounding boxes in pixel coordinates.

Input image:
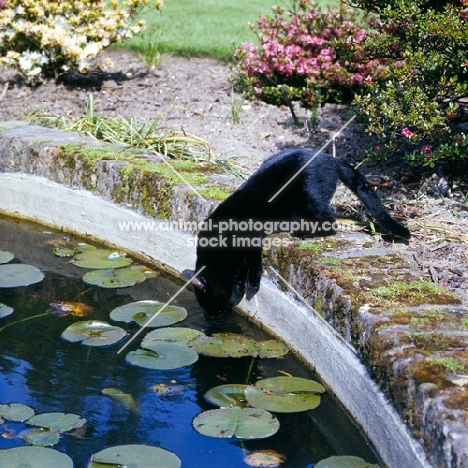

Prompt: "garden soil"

[0,49,467,307]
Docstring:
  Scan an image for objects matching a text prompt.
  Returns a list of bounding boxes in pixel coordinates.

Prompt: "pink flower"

[401,127,413,139]
[421,145,432,154]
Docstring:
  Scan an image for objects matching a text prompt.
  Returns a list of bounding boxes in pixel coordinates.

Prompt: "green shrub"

[231,0,387,124]
[347,0,468,166]
[0,0,162,83]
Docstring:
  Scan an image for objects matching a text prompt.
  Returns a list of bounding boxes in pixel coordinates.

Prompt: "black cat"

[184,148,410,316]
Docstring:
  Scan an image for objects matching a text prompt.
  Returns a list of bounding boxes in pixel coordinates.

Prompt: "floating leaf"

[0,403,35,422]
[0,303,14,319]
[244,377,325,413]
[192,407,279,439]
[88,444,181,468]
[73,248,132,269]
[47,301,94,317]
[142,327,204,348]
[0,251,14,264]
[256,340,289,359]
[61,320,128,347]
[102,388,139,413]
[0,264,44,288]
[27,412,86,432]
[21,428,60,447]
[53,248,75,258]
[189,333,288,359]
[110,300,187,328]
[128,264,159,278]
[244,449,287,467]
[315,455,380,468]
[0,446,73,468]
[126,344,198,370]
[190,333,256,358]
[204,384,249,408]
[82,268,146,288]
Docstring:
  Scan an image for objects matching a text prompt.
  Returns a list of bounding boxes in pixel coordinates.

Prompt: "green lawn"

[125,0,338,60]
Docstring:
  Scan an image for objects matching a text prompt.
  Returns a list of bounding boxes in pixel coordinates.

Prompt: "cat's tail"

[336,160,411,240]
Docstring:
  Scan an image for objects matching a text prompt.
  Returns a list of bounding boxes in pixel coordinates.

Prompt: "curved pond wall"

[0,121,440,467]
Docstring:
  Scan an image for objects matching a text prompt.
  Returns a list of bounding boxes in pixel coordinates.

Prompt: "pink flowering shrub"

[232,0,386,121]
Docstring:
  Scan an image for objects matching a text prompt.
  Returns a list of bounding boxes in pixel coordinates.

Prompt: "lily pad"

[0,446,73,468]
[110,300,187,328]
[0,264,44,288]
[126,344,199,370]
[142,327,204,348]
[256,340,289,359]
[189,333,257,358]
[0,403,35,422]
[27,412,87,432]
[0,251,14,264]
[244,449,287,467]
[21,428,60,447]
[61,320,128,347]
[244,376,325,413]
[47,301,94,317]
[204,384,249,408]
[192,407,280,439]
[0,303,14,319]
[53,248,76,258]
[102,388,139,413]
[315,455,381,468]
[88,444,181,468]
[82,268,147,288]
[73,247,133,269]
[189,333,289,359]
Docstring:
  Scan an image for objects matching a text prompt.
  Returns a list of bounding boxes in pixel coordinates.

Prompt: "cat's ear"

[182,269,207,291]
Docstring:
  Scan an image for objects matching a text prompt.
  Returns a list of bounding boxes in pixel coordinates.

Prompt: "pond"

[0,215,380,468]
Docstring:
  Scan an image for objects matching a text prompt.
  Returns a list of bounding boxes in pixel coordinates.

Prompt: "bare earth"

[1,49,467,306]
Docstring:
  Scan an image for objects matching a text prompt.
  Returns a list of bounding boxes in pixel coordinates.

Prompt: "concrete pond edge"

[1,120,464,467]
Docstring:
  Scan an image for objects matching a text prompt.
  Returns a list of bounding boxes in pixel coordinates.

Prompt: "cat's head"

[182,268,232,317]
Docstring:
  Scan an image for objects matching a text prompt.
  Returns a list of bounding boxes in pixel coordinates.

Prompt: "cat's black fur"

[184,148,410,316]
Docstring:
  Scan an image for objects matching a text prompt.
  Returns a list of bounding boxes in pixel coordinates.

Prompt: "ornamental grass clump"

[232,0,386,125]
[0,0,162,83]
[346,0,468,166]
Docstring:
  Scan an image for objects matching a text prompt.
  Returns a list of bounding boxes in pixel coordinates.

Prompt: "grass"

[124,0,338,60]
[25,95,244,177]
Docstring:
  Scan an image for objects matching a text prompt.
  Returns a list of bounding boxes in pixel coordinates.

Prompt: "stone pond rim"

[2,120,466,467]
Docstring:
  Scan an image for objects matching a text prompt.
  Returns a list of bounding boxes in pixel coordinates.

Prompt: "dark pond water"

[0,215,380,468]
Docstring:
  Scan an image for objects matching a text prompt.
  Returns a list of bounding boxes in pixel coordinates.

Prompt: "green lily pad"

[192,407,280,439]
[82,268,147,288]
[244,377,325,413]
[102,388,139,413]
[189,333,257,358]
[256,340,289,359]
[0,446,73,468]
[53,248,76,258]
[0,303,14,319]
[126,344,199,370]
[315,455,381,468]
[204,384,249,408]
[0,403,35,422]
[142,327,204,348]
[27,412,86,432]
[21,428,60,447]
[88,444,181,468]
[110,300,187,328]
[0,264,44,288]
[189,333,288,359]
[73,248,133,269]
[61,320,128,347]
[0,251,14,264]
